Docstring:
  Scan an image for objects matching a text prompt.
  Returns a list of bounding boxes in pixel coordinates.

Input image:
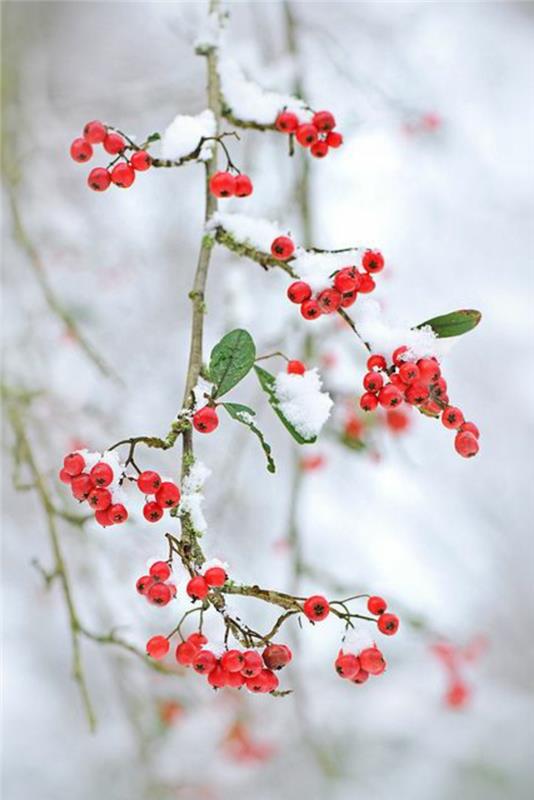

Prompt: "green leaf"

[253,365,317,445]
[209,329,256,398]
[416,309,482,338]
[222,402,276,473]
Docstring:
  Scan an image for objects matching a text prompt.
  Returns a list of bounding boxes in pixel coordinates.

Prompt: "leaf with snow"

[415,310,481,338]
[209,329,256,398]
[253,366,331,445]
[222,402,275,474]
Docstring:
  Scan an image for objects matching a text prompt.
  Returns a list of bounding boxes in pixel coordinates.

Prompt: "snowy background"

[2,2,534,799]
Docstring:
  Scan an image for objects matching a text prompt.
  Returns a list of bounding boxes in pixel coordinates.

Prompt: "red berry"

[71,473,93,500]
[137,470,162,494]
[146,635,170,660]
[147,582,172,606]
[87,487,112,511]
[441,406,464,430]
[460,421,480,439]
[95,509,113,527]
[83,120,107,144]
[234,174,253,197]
[334,269,358,294]
[431,376,448,398]
[241,650,263,678]
[136,575,155,595]
[404,382,430,405]
[359,647,386,675]
[186,576,209,601]
[59,468,72,484]
[300,299,322,320]
[362,250,384,274]
[303,595,330,622]
[287,281,312,303]
[150,561,171,582]
[335,651,360,679]
[377,613,399,636]
[392,346,408,366]
[221,649,245,673]
[378,384,403,408]
[358,273,376,293]
[317,288,342,314]
[209,171,236,198]
[312,110,336,132]
[155,481,181,508]
[168,583,177,597]
[226,670,246,688]
[360,392,379,412]
[363,371,384,393]
[367,354,387,371]
[188,632,208,649]
[417,357,441,384]
[446,680,470,708]
[130,150,151,171]
[262,644,292,671]
[326,131,343,148]
[295,123,318,147]
[70,138,93,163]
[110,162,135,188]
[351,669,369,684]
[89,461,113,487]
[398,362,420,384]
[246,668,278,693]
[386,408,410,432]
[340,289,358,308]
[208,664,229,689]
[63,452,85,477]
[108,503,128,524]
[143,501,164,522]
[87,167,111,192]
[455,431,479,458]
[275,110,299,133]
[310,141,329,158]
[175,640,197,666]
[103,132,125,155]
[367,596,387,615]
[271,236,295,260]
[193,649,218,674]
[287,360,306,376]
[193,406,219,434]
[203,566,227,587]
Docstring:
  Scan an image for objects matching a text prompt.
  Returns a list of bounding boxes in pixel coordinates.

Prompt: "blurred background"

[2,1,534,799]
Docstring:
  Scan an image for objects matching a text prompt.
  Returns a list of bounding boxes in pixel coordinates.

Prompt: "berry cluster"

[69,119,151,192]
[59,451,181,526]
[136,561,177,607]
[284,250,385,321]
[335,645,386,685]
[275,109,343,158]
[359,349,480,457]
[147,629,291,694]
[209,171,253,198]
[185,564,227,601]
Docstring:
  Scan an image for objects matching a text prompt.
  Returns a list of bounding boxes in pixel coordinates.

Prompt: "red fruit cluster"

[185,565,227,601]
[286,251,384,321]
[70,119,151,192]
[136,561,177,607]
[367,596,400,636]
[431,636,486,709]
[192,405,219,434]
[209,171,253,198]
[138,470,181,523]
[335,645,387,685]
[359,349,480,457]
[59,452,128,527]
[275,108,343,158]
[164,632,291,693]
